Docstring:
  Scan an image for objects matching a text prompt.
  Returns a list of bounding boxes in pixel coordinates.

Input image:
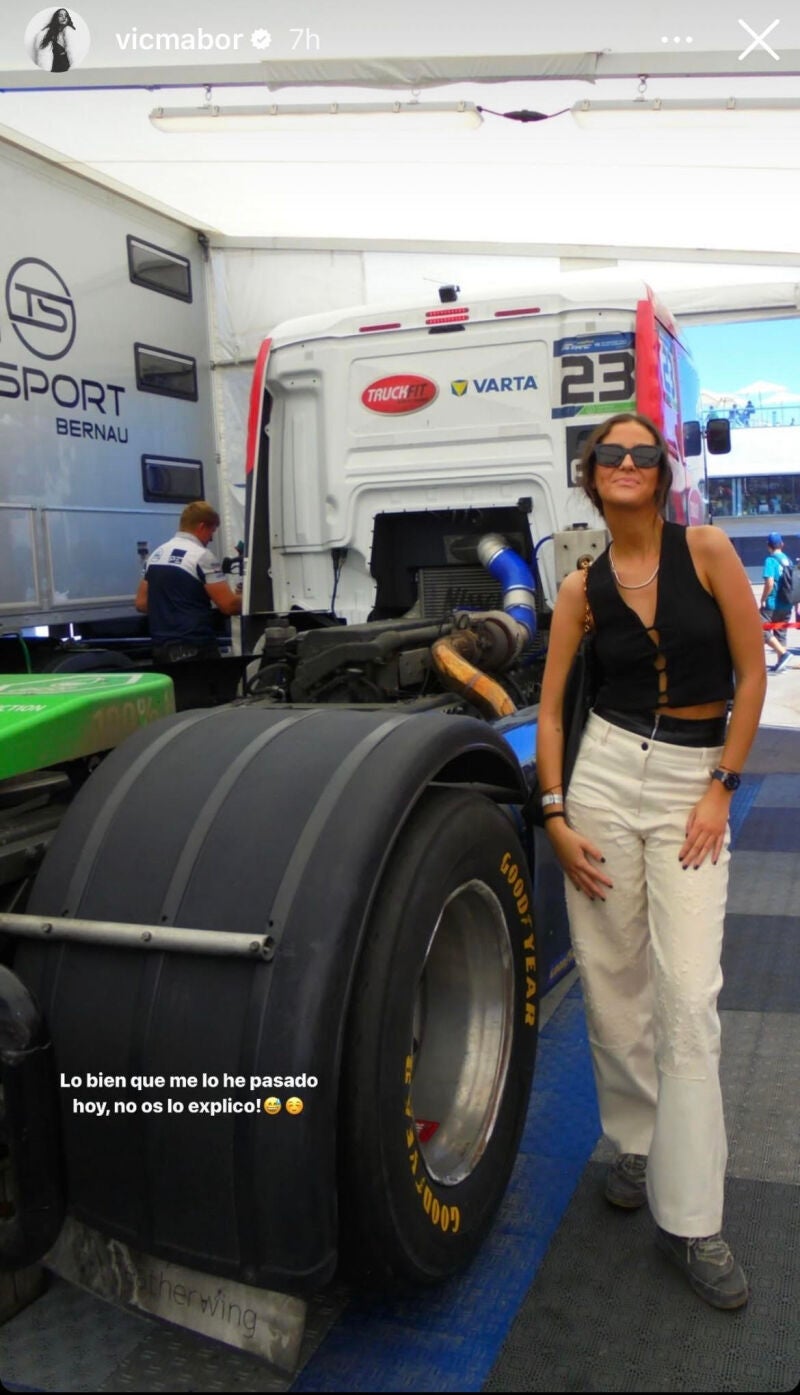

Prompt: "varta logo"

[475,375,538,393]
[452,375,538,397]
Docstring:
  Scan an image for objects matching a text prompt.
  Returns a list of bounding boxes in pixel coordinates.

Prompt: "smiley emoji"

[263,1096,282,1114]
[285,1096,304,1115]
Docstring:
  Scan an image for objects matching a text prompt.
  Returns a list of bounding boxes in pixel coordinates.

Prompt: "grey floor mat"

[721,916,800,1014]
[727,851,800,915]
[0,1279,347,1393]
[747,729,800,775]
[721,1010,800,1186]
[484,1172,799,1394]
[730,808,800,852]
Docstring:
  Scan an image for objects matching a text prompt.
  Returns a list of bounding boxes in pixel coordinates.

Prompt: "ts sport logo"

[4,258,76,360]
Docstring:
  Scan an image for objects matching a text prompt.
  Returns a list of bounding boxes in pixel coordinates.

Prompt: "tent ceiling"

[2,4,800,257]
[5,49,800,91]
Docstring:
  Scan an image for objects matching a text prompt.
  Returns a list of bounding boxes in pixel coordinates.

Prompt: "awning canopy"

[2,9,800,255]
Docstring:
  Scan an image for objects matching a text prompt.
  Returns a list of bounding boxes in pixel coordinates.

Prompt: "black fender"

[0,965,65,1269]
[15,706,526,1292]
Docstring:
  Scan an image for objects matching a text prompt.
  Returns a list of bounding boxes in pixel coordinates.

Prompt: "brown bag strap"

[579,558,594,634]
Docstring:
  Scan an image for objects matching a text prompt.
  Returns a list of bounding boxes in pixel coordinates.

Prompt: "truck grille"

[417,565,504,621]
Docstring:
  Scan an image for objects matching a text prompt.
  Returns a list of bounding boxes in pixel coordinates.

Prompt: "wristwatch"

[541,793,564,808]
[711,768,741,792]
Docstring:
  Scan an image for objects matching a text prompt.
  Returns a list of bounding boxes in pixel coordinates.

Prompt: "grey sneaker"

[656,1227,749,1309]
[774,650,793,672]
[605,1152,648,1209]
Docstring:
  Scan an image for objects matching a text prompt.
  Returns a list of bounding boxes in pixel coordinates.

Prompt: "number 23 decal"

[561,351,634,405]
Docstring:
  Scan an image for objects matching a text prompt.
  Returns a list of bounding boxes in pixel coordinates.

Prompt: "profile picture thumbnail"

[25,8,91,72]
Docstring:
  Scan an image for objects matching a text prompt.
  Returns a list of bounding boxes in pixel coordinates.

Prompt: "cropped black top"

[586,522,734,711]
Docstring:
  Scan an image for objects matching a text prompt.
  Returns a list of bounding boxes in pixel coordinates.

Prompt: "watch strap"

[711,767,741,791]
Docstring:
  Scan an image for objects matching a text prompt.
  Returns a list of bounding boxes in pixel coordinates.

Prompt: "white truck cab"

[245,282,707,630]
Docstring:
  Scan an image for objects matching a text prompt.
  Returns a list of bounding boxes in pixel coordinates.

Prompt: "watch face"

[715,769,740,791]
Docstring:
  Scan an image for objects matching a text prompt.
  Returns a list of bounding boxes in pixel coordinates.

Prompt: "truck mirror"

[706,418,731,455]
[683,421,702,457]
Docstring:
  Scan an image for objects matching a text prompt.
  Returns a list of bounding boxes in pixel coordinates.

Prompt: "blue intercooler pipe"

[477,535,537,643]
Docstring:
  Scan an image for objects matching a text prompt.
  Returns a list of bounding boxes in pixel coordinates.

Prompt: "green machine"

[0,673,174,906]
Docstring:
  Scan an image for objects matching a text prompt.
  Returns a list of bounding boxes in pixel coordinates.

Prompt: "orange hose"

[431,636,517,719]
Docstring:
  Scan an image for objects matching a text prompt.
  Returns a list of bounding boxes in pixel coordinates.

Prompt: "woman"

[536,412,765,1310]
[36,9,75,72]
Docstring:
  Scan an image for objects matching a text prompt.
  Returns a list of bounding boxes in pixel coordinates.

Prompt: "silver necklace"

[609,547,659,590]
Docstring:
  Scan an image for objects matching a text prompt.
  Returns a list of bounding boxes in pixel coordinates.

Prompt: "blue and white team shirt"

[144,530,226,646]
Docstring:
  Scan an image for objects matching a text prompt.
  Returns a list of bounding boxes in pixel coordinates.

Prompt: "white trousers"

[564,712,730,1237]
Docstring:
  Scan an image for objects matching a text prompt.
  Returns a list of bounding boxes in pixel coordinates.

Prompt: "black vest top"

[586,522,734,711]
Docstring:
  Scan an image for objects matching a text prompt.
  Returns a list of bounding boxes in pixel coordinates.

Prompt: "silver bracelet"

[541,792,564,808]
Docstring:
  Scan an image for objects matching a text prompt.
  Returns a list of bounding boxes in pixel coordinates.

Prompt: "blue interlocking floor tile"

[754,773,800,808]
[729,805,800,852]
[728,774,763,848]
[519,1001,600,1161]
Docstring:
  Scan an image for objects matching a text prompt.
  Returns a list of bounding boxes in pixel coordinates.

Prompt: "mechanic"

[135,500,241,662]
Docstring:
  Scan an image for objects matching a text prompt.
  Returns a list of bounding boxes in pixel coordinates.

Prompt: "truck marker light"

[425,307,469,324]
[494,307,542,317]
[358,322,402,333]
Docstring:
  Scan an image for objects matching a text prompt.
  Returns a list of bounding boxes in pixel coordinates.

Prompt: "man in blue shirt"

[135,500,241,661]
[760,532,794,673]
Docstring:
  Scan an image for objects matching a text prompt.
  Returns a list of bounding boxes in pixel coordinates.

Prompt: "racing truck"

[0,281,728,1368]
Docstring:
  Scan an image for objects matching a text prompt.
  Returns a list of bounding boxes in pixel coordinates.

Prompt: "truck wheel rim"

[410,879,515,1186]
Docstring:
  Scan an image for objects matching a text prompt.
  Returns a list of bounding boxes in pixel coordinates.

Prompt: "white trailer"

[0,134,218,646]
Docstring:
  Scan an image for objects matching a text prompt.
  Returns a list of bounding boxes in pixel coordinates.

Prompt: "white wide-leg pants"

[564,712,730,1237]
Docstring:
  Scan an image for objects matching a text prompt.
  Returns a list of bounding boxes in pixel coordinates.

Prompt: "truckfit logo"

[5,258,76,360]
[361,374,438,415]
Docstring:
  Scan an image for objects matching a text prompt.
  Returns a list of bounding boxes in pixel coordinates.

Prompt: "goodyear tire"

[339,787,539,1287]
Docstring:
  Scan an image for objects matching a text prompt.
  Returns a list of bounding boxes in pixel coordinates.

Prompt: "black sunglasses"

[594,444,663,469]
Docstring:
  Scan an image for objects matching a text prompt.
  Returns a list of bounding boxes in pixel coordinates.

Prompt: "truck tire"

[339,786,538,1287]
[17,707,529,1292]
